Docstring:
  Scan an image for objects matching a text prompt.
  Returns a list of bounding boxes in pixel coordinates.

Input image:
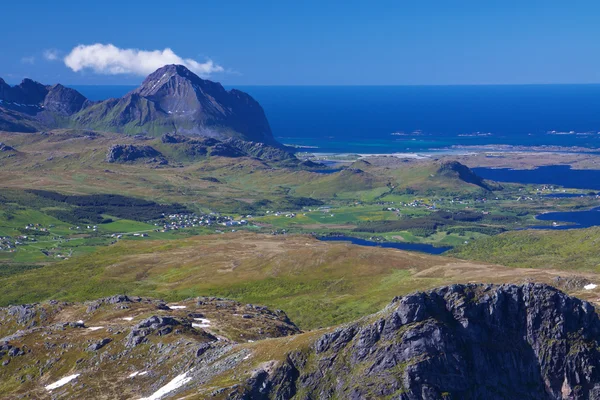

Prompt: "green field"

[450,226,600,272]
[2,130,600,329]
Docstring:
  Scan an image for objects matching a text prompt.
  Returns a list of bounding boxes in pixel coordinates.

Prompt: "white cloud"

[64,43,224,77]
[21,56,35,65]
[43,49,60,61]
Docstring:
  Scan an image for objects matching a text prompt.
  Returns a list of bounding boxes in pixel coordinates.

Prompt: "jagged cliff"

[0,78,91,132]
[230,283,600,400]
[2,284,597,399]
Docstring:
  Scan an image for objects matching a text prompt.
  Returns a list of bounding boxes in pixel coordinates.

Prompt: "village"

[0,236,16,252]
[2,183,598,260]
[152,212,249,232]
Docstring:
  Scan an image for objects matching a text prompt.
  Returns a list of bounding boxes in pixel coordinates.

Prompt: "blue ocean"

[71,84,600,153]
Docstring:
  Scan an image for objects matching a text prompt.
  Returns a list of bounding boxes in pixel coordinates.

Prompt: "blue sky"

[2,0,600,85]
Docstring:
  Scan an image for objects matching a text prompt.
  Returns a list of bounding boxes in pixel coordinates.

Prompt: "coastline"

[296,145,600,170]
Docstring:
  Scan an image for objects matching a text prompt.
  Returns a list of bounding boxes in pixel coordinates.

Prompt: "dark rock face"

[0,142,15,152]
[105,144,163,163]
[231,284,600,400]
[0,66,280,147]
[85,294,135,313]
[86,338,112,352]
[159,132,294,162]
[0,343,24,358]
[125,316,186,348]
[72,64,279,145]
[161,132,189,144]
[221,138,294,161]
[0,79,88,117]
[0,78,47,105]
[0,78,90,132]
[43,84,91,116]
[6,305,37,326]
[436,161,500,191]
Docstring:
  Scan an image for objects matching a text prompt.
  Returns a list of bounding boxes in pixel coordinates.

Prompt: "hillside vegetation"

[2,233,598,330]
[449,226,600,271]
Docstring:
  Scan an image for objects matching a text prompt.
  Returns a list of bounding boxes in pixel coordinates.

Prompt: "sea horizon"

[69,84,600,154]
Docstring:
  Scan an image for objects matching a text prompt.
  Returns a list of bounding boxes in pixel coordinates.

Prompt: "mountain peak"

[140,65,200,88]
[152,64,195,77]
[1,66,280,147]
[136,64,201,99]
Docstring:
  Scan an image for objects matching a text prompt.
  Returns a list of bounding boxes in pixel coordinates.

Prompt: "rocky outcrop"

[222,138,294,161]
[86,338,112,352]
[436,161,500,191]
[230,284,600,400]
[159,132,295,162]
[3,286,598,399]
[105,144,164,163]
[0,295,303,399]
[6,304,37,326]
[85,294,135,313]
[125,315,201,348]
[0,142,15,152]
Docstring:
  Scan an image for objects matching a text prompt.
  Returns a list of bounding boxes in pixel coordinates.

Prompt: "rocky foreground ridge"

[229,283,600,400]
[2,284,599,399]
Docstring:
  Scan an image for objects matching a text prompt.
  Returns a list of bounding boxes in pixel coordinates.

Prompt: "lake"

[317,236,452,254]
[532,206,600,230]
[473,165,600,191]
[544,193,598,198]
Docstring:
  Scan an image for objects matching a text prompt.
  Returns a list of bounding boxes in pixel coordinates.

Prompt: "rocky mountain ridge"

[227,283,600,400]
[1,283,599,399]
[0,65,279,146]
[103,133,296,165]
[0,295,299,399]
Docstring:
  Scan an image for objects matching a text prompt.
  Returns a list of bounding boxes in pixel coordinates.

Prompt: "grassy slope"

[0,131,492,206]
[1,232,596,330]
[449,226,600,272]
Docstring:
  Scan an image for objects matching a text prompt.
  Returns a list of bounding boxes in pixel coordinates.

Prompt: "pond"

[530,206,600,230]
[317,236,452,254]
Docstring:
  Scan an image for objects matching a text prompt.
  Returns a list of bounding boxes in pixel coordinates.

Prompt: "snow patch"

[45,374,80,390]
[129,370,147,378]
[87,326,104,331]
[584,284,597,290]
[121,317,134,321]
[139,371,192,400]
[168,305,186,309]
[192,318,211,328]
